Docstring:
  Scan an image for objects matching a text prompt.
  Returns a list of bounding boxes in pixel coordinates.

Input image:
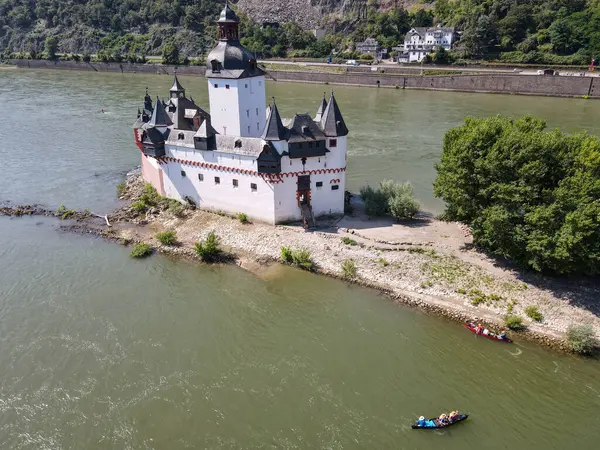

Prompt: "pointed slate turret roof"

[262,101,288,141]
[315,94,327,122]
[319,91,348,137]
[218,0,240,23]
[170,75,185,94]
[147,96,173,128]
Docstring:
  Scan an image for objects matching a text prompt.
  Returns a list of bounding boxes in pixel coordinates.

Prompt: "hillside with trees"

[1,0,599,65]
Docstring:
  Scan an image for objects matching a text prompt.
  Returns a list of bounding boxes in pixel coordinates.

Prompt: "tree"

[44,37,58,59]
[161,40,179,65]
[411,9,434,28]
[434,115,600,275]
[432,46,450,64]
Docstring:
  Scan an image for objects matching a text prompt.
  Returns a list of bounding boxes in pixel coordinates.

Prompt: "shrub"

[130,243,153,258]
[360,180,420,219]
[56,204,76,220]
[194,231,221,262]
[291,248,314,271]
[504,315,525,331]
[341,237,358,246]
[434,115,600,275]
[82,53,91,63]
[378,257,389,266]
[155,231,177,246]
[524,305,543,322]
[237,213,249,224]
[131,200,147,213]
[167,201,185,217]
[566,324,598,355]
[280,246,293,263]
[341,259,357,279]
[117,182,126,197]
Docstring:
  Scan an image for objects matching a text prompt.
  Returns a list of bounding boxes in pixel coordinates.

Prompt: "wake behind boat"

[412,413,469,429]
[465,322,512,343]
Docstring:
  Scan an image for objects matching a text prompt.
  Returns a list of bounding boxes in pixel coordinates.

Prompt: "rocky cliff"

[236,0,417,29]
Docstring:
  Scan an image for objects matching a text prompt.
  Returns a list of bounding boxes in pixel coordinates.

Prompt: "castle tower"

[205,1,267,137]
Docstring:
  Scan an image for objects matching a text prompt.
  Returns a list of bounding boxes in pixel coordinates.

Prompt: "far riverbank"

[6,171,595,354]
[6,58,599,99]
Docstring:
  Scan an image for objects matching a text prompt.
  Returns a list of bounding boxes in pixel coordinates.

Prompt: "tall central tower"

[205,1,267,138]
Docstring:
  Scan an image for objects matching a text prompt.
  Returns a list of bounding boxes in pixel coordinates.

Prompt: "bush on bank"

[195,231,221,262]
[434,115,600,275]
[566,325,598,355]
[360,180,419,220]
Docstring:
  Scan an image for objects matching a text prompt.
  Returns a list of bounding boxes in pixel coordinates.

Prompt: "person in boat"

[449,411,459,422]
[438,414,449,425]
[499,330,507,340]
[475,323,483,334]
[417,416,427,427]
[482,328,490,335]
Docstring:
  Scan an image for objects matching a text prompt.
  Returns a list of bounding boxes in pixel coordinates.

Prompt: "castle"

[133,2,348,225]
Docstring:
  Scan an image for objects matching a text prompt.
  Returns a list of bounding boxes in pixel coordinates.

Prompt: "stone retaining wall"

[10,59,597,98]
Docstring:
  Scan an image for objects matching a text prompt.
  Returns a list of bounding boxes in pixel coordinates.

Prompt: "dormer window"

[234,139,242,148]
[178,133,184,140]
[211,60,220,73]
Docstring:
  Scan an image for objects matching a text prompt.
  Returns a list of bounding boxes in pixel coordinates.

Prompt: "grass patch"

[237,213,249,224]
[280,247,314,271]
[456,288,467,295]
[194,231,221,262]
[469,290,503,306]
[421,255,467,283]
[566,324,598,355]
[504,315,525,331]
[155,231,177,246]
[131,184,186,217]
[117,182,126,197]
[131,200,148,213]
[378,258,389,267]
[506,300,517,314]
[341,237,358,246]
[420,280,434,288]
[56,204,76,220]
[341,259,357,279]
[524,305,543,322]
[129,243,153,258]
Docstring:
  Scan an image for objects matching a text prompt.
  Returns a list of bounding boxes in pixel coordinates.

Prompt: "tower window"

[214,84,218,88]
[256,108,259,115]
[259,81,262,86]
[181,170,186,177]
[329,139,337,148]
[251,183,257,192]
[233,179,239,188]
[246,110,250,118]
[245,84,248,88]
[226,85,230,89]
[247,126,250,134]
[331,185,339,190]
[308,142,313,148]
[316,181,323,189]
[316,141,320,147]
[215,176,220,185]
[178,133,184,140]
[198,173,204,181]
[235,140,242,148]
[256,123,259,131]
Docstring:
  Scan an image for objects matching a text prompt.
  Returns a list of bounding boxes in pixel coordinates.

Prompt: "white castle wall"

[207,76,266,138]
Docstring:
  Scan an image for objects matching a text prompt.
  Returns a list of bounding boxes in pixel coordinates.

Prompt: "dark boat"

[412,414,469,429]
[464,323,512,343]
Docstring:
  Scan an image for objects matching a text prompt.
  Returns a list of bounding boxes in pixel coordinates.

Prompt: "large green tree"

[434,115,600,275]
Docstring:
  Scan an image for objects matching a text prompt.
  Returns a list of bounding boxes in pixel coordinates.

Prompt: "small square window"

[331,185,339,190]
[245,84,248,88]
[329,139,337,148]
[181,170,186,177]
[233,179,238,188]
[215,176,220,185]
[226,84,230,89]
[214,84,218,88]
[250,183,257,192]
[198,173,204,181]
[316,181,323,188]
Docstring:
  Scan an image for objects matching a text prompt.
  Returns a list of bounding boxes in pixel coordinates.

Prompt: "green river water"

[0,70,599,449]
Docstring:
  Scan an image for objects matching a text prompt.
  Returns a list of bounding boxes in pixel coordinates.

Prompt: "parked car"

[345,60,360,66]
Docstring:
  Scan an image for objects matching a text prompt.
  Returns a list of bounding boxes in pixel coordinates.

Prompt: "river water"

[1,69,599,449]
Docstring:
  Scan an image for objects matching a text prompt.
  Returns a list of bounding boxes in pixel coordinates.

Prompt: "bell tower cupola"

[205,1,267,138]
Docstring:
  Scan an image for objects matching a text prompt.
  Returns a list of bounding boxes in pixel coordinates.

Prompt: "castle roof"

[206,41,265,79]
[218,0,240,23]
[146,97,172,128]
[215,135,269,157]
[320,91,348,137]
[262,102,288,141]
[170,75,185,93]
[287,114,327,143]
[315,96,327,122]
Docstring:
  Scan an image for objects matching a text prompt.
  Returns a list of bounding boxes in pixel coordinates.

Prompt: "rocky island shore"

[3,170,599,354]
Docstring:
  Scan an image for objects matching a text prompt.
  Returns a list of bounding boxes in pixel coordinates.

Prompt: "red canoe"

[464,323,512,343]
